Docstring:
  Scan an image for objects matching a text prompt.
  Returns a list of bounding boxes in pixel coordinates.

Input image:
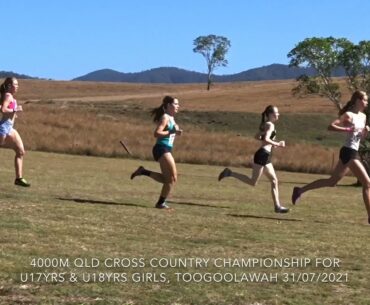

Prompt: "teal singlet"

[156,114,176,148]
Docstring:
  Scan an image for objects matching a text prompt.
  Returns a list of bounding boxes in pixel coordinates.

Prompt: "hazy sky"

[3,0,369,80]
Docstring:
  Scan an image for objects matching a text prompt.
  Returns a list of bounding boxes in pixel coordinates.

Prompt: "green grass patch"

[0,149,368,304]
[178,111,344,147]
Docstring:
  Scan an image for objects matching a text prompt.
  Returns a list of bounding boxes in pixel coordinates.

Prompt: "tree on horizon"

[193,34,231,90]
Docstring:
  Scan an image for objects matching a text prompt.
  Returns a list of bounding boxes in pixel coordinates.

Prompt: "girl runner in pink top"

[0,77,30,187]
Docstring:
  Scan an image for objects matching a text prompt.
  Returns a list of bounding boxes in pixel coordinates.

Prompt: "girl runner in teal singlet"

[131,96,182,209]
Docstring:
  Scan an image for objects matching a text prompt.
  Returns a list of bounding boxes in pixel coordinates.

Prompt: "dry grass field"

[19,78,347,113]
[1,79,369,305]
[11,78,351,174]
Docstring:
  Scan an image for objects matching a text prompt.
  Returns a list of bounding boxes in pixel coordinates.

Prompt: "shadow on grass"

[338,182,362,188]
[57,198,232,210]
[168,200,231,209]
[282,180,359,187]
[227,213,303,222]
[57,197,147,208]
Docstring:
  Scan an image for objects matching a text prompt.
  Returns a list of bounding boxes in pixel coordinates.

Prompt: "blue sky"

[2,0,370,80]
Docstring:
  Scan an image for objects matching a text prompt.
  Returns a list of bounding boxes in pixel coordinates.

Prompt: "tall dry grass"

[16,105,337,174]
[3,78,349,174]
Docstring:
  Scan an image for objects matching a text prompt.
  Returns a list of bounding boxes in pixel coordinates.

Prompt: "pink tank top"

[8,100,17,110]
[5,93,17,111]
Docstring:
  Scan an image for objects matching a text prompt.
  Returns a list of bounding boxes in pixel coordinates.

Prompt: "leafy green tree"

[288,37,370,107]
[339,40,370,93]
[287,37,350,109]
[193,34,231,90]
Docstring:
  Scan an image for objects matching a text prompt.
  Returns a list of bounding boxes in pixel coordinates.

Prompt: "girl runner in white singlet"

[292,90,370,224]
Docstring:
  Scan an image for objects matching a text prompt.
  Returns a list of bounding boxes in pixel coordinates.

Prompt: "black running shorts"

[339,146,360,165]
[152,144,172,161]
[253,148,272,166]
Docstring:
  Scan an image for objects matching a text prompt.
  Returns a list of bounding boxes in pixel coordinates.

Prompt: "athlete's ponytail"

[259,105,275,131]
[0,77,16,105]
[151,96,176,122]
[339,90,367,116]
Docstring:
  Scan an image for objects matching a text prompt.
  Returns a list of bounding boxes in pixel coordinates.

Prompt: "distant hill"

[214,64,317,82]
[73,64,343,83]
[73,67,209,83]
[0,71,36,79]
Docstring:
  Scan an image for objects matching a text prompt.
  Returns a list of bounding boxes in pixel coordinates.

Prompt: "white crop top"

[344,112,366,151]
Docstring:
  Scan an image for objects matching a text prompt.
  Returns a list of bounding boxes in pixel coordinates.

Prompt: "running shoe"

[218,168,232,181]
[155,202,170,209]
[130,166,144,180]
[275,206,289,213]
[291,187,302,205]
[14,178,31,187]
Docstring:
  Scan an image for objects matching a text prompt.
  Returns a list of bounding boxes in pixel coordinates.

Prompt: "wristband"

[344,127,353,132]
